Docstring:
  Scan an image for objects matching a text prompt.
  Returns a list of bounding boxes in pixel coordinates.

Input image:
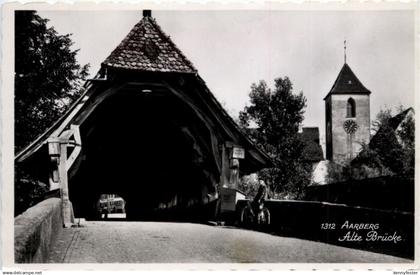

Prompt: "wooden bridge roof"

[16,11,273,173]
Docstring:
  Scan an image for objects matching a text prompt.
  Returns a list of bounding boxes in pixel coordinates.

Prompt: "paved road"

[48,221,410,263]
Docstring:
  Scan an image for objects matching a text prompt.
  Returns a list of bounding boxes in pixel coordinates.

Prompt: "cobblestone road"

[48,221,411,263]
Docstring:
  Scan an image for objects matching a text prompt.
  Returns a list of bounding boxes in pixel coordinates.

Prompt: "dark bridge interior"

[69,89,219,220]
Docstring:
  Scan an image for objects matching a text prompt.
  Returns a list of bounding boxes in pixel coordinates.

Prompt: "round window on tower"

[343,119,358,135]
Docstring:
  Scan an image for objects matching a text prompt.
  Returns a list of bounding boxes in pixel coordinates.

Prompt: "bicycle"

[240,200,271,226]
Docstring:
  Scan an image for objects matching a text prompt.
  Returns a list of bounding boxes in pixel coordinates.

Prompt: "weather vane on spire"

[344,40,347,64]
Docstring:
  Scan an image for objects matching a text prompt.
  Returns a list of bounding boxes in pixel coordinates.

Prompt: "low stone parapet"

[236,199,414,259]
[15,198,63,263]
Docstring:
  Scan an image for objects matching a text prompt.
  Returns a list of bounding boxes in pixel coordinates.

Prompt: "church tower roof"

[102,10,197,74]
[323,63,371,100]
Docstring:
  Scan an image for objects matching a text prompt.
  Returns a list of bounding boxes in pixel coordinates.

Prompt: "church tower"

[324,60,371,164]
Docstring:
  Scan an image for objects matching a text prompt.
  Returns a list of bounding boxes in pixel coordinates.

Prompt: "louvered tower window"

[347,98,356,117]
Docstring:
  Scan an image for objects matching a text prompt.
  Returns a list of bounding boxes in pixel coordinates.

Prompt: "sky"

[38,10,415,146]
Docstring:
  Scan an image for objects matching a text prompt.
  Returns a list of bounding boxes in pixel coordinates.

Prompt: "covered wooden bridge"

[15,10,272,226]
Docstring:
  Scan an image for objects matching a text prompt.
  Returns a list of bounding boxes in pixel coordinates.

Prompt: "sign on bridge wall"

[232,147,245,159]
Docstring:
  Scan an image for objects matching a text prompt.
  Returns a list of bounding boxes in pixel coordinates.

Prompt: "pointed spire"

[323,63,371,100]
[344,40,347,64]
[143,10,152,17]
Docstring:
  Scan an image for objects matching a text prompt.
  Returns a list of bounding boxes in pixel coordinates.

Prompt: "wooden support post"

[47,138,61,191]
[229,158,240,189]
[220,144,228,188]
[59,142,75,228]
[219,143,244,214]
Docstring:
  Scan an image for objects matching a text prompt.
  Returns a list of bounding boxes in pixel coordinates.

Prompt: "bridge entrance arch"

[70,85,221,220]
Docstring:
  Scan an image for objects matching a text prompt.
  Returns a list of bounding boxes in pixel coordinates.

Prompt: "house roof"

[323,63,371,100]
[368,107,414,147]
[352,107,414,164]
[102,13,196,74]
[300,127,320,144]
[299,127,324,162]
[387,107,414,130]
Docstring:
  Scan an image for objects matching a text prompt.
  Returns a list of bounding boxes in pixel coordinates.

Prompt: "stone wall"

[15,198,63,263]
[236,199,414,259]
[304,176,414,212]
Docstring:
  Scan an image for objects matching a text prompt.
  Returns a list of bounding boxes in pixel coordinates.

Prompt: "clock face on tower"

[343,119,358,135]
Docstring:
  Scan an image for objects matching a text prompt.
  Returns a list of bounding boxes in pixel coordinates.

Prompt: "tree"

[15,11,89,153]
[239,174,260,199]
[239,77,310,199]
[371,108,392,134]
[14,11,89,215]
[396,112,415,176]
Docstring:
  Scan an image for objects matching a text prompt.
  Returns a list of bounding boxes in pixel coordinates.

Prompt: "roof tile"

[103,16,197,74]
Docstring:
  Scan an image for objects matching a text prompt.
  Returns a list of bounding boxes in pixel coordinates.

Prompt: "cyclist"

[251,179,267,217]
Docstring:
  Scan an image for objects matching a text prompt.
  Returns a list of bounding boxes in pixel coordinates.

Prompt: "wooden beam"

[65,125,82,172]
[72,83,126,126]
[16,82,93,162]
[50,92,92,138]
[163,82,223,173]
